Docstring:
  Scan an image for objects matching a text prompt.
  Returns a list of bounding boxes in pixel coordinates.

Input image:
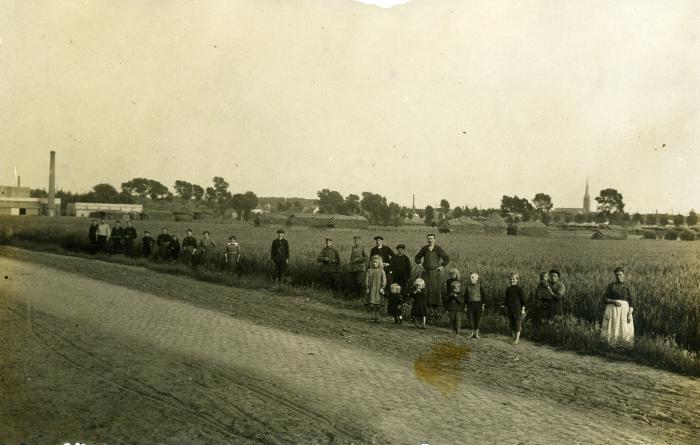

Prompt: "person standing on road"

[410,278,428,329]
[365,255,387,323]
[271,229,290,285]
[156,228,172,261]
[446,280,464,336]
[225,235,241,276]
[317,237,341,293]
[88,219,99,253]
[348,235,368,298]
[141,230,154,257]
[370,236,395,292]
[465,272,487,339]
[181,229,198,266]
[391,244,411,299]
[503,272,526,345]
[601,267,634,346]
[122,220,138,257]
[96,219,111,253]
[111,220,124,254]
[414,233,450,313]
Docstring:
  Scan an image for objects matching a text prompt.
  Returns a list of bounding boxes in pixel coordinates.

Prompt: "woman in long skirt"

[601,267,634,345]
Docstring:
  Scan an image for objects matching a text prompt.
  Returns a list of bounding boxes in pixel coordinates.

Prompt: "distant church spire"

[583,178,591,213]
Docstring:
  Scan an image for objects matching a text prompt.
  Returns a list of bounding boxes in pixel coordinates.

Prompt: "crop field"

[1,216,699,374]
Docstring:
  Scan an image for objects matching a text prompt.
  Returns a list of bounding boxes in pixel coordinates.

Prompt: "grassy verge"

[2,238,698,376]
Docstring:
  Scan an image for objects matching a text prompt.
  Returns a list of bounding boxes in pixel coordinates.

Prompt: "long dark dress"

[411,289,428,317]
[387,292,403,316]
[414,245,450,307]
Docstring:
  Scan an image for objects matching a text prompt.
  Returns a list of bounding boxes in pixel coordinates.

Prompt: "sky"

[1,0,698,214]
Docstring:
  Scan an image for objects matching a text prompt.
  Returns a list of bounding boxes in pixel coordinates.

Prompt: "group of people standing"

[87,220,636,346]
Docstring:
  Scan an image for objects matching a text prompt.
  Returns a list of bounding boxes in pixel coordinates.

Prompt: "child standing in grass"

[503,272,526,345]
[387,283,404,325]
[411,278,428,329]
[445,280,464,335]
[365,255,387,323]
[464,272,487,339]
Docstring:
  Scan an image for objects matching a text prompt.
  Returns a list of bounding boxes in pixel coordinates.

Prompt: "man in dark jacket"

[391,244,412,298]
[415,233,450,308]
[122,220,138,256]
[111,220,124,254]
[156,228,172,261]
[270,229,290,285]
[370,236,395,292]
[348,235,368,297]
[88,219,99,253]
[317,237,340,292]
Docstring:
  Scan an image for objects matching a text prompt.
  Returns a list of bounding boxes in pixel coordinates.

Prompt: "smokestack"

[47,151,56,216]
[17,176,20,187]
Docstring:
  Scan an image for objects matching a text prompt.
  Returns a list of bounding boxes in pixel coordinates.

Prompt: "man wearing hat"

[348,235,368,297]
[391,244,412,299]
[271,229,290,284]
[370,236,395,292]
[317,237,341,292]
[415,233,450,309]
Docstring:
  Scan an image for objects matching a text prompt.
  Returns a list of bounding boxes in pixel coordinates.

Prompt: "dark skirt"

[411,293,428,317]
[387,296,403,316]
[423,269,443,307]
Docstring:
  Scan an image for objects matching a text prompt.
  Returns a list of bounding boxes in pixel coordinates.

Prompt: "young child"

[446,268,461,298]
[445,280,464,335]
[387,283,404,325]
[141,230,154,257]
[411,278,428,329]
[535,271,550,323]
[465,272,487,339]
[503,272,526,345]
[365,255,387,323]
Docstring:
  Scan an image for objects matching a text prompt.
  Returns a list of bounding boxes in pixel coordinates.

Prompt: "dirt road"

[1,248,698,444]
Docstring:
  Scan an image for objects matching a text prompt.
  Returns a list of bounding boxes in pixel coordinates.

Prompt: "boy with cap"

[348,235,368,297]
[271,229,290,285]
[317,237,341,292]
[391,244,412,299]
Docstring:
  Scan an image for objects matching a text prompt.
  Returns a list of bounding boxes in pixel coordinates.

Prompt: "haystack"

[481,215,508,235]
[591,228,627,240]
[446,217,486,235]
[142,210,175,221]
[511,222,551,237]
[291,213,369,229]
[173,211,193,222]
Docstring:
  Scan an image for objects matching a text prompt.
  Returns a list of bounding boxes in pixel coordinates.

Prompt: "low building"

[66,202,144,217]
[0,185,60,216]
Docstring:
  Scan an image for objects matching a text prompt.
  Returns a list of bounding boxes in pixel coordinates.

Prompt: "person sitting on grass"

[445,280,464,336]
[365,255,387,323]
[141,230,154,258]
[387,283,404,325]
[411,278,428,329]
[464,272,487,339]
[503,272,526,345]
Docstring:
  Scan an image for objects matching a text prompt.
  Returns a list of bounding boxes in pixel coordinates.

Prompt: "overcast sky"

[1,0,698,213]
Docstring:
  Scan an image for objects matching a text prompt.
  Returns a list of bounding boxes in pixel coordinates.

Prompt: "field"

[1,215,699,375]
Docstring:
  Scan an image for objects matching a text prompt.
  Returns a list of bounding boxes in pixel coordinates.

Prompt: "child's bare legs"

[513,330,521,344]
[421,316,426,328]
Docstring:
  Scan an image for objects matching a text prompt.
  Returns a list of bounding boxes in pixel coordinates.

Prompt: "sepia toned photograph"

[1,0,699,444]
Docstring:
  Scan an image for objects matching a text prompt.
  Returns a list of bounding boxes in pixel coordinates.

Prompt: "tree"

[92,183,120,203]
[687,210,698,226]
[230,192,258,220]
[293,200,302,212]
[532,193,553,216]
[631,213,643,224]
[147,180,169,200]
[645,214,658,226]
[472,207,479,217]
[424,205,435,226]
[205,187,217,203]
[316,189,345,214]
[360,192,389,225]
[242,191,259,220]
[500,195,533,216]
[595,188,625,215]
[173,180,194,200]
[192,184,204,201]
[574,213,586,224]
[121,178,152,198]
[388,202,402,226]
[673,214,686,227]
[341,194,361,215]
[657,213,669,226]
[277,201,291,212]
[595,212,608,224]
[439,199,450,218]
[210,176,232,215]
[452,206,464,219]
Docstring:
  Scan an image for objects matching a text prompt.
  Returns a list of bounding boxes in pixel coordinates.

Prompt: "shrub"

[664,230,679,240]
[641,230,657,239]
[679,230,696,241]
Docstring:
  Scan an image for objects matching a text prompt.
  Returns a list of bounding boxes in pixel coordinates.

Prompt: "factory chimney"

[47,151,56,216]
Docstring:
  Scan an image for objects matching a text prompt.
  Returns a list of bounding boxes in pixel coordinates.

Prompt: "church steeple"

[583,178,591,213]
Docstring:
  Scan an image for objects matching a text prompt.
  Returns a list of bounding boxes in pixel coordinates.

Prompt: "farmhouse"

[66,202,143,217]
[0,185,61,216]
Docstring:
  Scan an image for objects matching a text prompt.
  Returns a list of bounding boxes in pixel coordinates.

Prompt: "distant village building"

[66,202,143,217]
[553,179,592,215]
[0,185,61,216]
